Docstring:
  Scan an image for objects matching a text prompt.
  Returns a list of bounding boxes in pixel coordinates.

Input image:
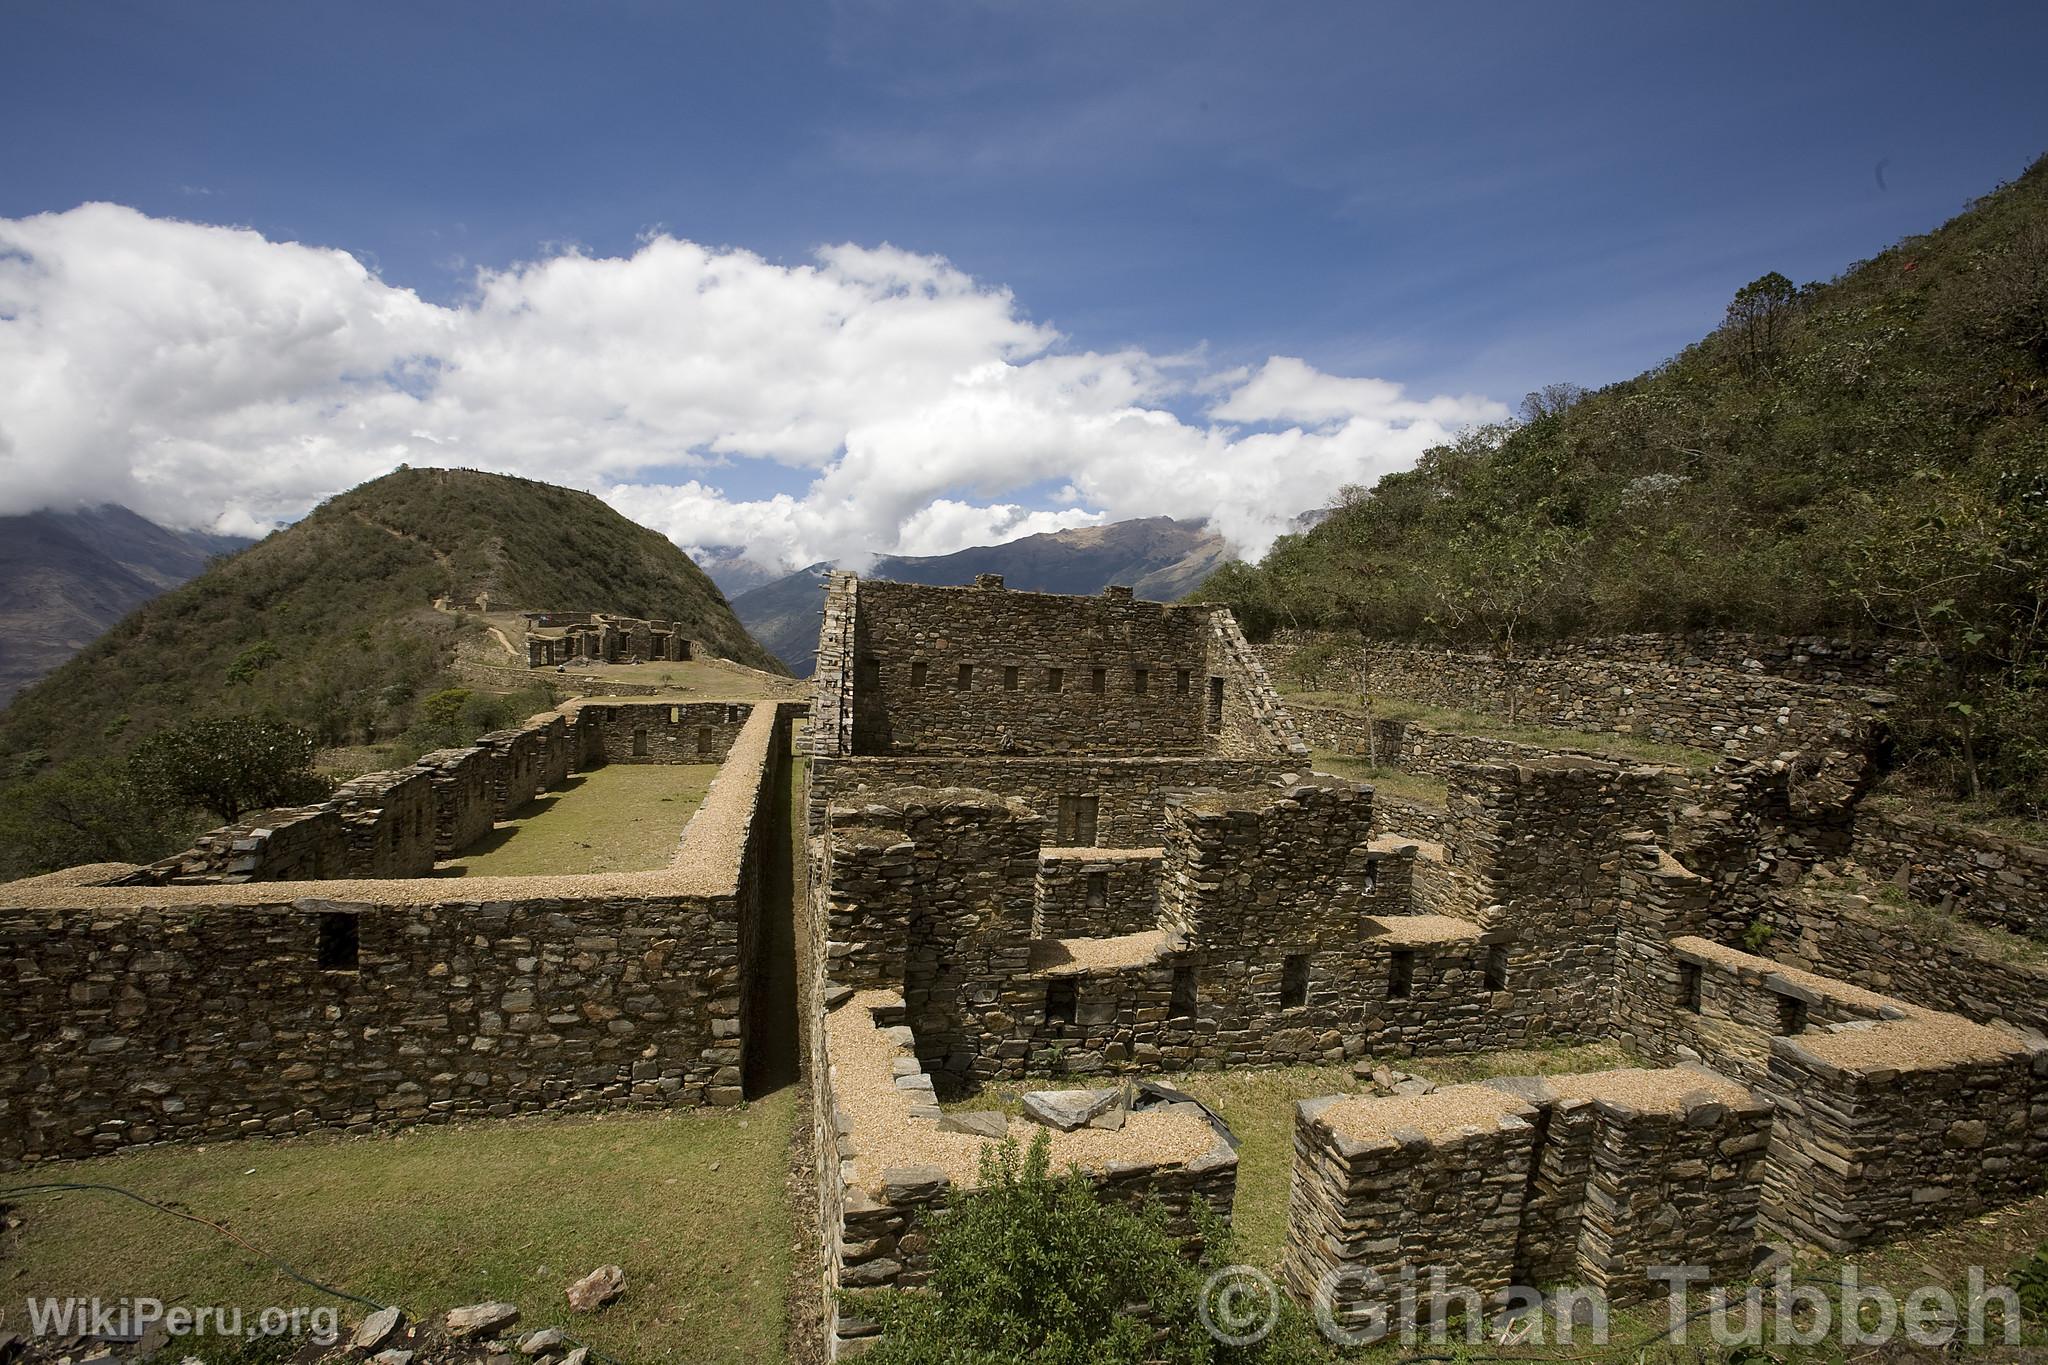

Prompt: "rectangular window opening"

[1003,665,1020,691]
[1175,667,1191,695]
[1085,871,1108,909]
[957,663,974,690]
[1281,953,1309,1009]
[855,656,880,687]
[1170,964,1198,1018]
[1045,978,1078,1025]
[1207,676,1226,731]
[318,913,359,972]
[911,660,928,688]
[1389,949,1415,999]
[1090,667,1107,694]
[1776,991,1809,1036]
[1134,668,1150,695]
[697,725,713,756]
[632,727,649,757]
[1679,961,1703,1013]
[1045,666,1064,692]
[1056,794,1100,846]
[1483,944,1509,992]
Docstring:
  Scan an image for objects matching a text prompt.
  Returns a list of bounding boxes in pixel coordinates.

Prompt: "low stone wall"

[1259,629,1904,691]
[810,753,1296,849]
[1767,888,2048,1038]
[571,699,751,765]
[0,702,798,1167]
[1033,847,1162,939]
[816,988,1237,1355]
[1850,804,2048,938]
[126,767,440,885]
[413,746,496,857]
[1285,1066,1774,1316]
[1264,637,1885,765]
[476,713,574,817]
[1284,1085,1538,1322]
[1762,1020,2048,1252]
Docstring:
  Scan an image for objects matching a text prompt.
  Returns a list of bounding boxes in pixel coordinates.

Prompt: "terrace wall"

[1849,805,2048,938]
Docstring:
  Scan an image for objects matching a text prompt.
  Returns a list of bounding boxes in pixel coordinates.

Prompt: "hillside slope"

[0,505,251,703]
[1199,153,2048,811]
[0,467,782,777]
[734,517,1230,673]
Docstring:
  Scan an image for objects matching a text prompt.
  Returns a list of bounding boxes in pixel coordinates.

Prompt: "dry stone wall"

[811,754,1295,850]
[0,702,797,1167]
[1849,804,2048,937]
[1260,628,1905,690]
[1034,847,1162,939]
[1284,1068,1772,1316]
[573,700,750,765]
[1261,636,1886,764]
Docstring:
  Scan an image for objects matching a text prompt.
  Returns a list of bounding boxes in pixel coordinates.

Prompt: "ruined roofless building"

[522,611,693,667]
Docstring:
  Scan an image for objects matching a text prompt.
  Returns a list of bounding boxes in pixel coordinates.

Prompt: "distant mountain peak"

[730,516,1234,674]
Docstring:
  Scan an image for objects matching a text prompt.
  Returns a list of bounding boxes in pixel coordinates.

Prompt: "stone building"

[522,611,693,667]
[806,576,2048,1354]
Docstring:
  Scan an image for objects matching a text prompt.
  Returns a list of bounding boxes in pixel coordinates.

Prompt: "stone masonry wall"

[0,890,744,1164]
[1849,804,2048,938]
[0,701,796,1166]
[811,754,1295,851]
[574,700,751,765]
[1762,1023,2048,1252]
[1259,628,1905,690]
[1260,636,1886,764]
[1033,847,1162,939]
[1766,887,2048,1038]
[848,578,1215,755]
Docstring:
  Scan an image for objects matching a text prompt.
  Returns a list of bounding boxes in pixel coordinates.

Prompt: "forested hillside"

[1198,155,2048,813]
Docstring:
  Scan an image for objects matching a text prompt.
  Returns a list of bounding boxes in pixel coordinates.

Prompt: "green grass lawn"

[1285,691,1719,772]
[439,764,719,877]
[0,1094,797,1364]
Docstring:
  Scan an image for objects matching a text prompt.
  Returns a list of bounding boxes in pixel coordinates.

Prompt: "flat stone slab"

[937,1110,1009,1139]
[446,1302,519,1340]
[1021,1087,1122,1132]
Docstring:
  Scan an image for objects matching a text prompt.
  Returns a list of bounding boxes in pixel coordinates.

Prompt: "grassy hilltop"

[1199,154,2048,814]
[0,467,785,874]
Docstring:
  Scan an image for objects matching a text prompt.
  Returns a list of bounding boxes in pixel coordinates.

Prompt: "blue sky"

[3,2,2046,576]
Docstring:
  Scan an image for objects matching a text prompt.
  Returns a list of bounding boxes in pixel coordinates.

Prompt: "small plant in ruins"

[846,1130,1329,1364]
[127,715,330,823]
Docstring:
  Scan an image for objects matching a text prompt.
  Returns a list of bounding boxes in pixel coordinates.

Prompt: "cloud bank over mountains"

[0,203,1507,572]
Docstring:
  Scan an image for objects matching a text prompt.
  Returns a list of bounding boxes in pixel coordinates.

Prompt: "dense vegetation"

[0,466,782,877]
[1199,155,2048,815]
[851,1131,1329,1364]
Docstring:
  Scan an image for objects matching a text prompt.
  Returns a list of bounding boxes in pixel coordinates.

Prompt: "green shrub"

[847,1130,1329,1364]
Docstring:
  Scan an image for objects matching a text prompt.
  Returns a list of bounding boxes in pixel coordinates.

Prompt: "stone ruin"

[1,573,2044,1358]
[805,575,2048,1354]
[522,611,693,668]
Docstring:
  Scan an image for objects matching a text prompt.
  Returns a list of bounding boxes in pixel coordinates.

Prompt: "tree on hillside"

[0,764,196,880]
[1724,271,1801,376]
[128,716,330,823]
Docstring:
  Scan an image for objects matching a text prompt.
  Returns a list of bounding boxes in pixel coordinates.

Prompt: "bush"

[847,1130,1328,1364]
[128,716,329,823]
[0,762,198,880]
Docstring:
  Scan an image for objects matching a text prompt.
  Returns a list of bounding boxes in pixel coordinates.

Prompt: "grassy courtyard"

[0,1093,798,1365]
[439,763,720,877]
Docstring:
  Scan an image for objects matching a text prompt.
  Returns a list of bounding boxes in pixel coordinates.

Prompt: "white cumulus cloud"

[0,203,1508,575]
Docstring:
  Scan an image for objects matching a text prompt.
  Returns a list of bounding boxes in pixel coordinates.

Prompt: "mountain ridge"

[0,467,783,782]
[0,504,253,704]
